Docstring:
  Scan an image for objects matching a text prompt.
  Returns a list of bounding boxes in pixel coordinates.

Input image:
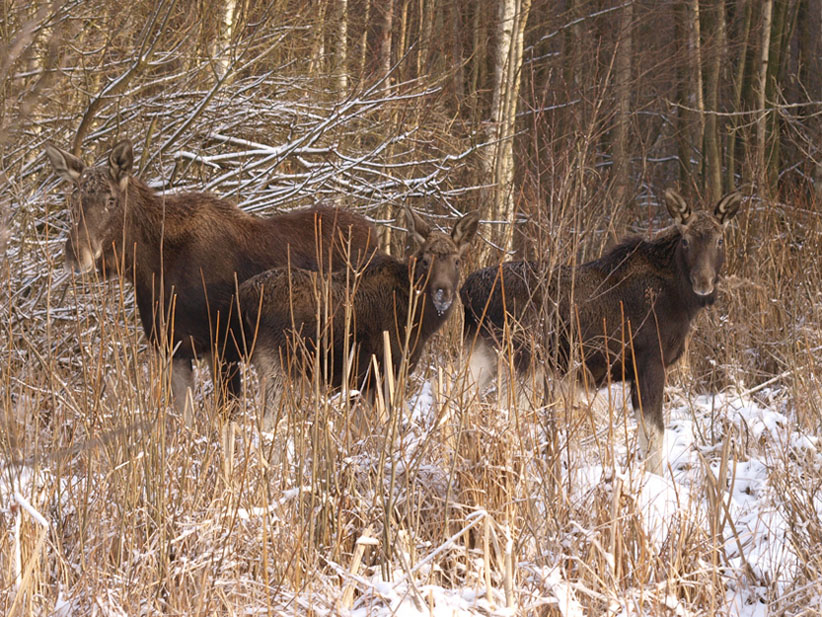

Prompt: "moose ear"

[714,191,741,226]
[664,189,692,227]
[452,210,480,255]
[44,143,85,183]
[108,140,134,190]
[405,205,431,248]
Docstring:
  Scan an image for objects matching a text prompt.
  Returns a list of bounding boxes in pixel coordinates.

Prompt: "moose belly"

[135,279,243,361]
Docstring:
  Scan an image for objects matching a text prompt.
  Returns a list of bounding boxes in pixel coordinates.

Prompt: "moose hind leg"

[466,334,498,394]
[251,348,282,432]
[631,360,666,475]
[171,356,196,426]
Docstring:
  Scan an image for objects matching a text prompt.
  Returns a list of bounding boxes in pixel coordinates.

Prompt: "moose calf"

[45,139,378,421]
[460,190,742,473]
[240,205,479,419]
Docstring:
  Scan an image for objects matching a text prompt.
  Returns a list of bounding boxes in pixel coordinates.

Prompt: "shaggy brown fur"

[240,206,478,413]
[460,190,742,473]
[45,139,378,414]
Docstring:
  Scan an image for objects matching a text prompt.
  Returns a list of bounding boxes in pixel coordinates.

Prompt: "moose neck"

[407,262,454,352]
[106,177,178,279]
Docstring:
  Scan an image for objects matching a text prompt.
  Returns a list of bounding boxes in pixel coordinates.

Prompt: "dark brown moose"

[460,190,742,473]
[45,139,378,420]
[240,205,479,418]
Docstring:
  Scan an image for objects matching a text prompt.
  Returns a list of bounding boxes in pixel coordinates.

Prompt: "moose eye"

[717,237,724,247]
[681,238,689,249]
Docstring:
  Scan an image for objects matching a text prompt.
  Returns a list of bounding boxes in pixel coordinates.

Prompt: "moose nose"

[690,274,714,296]
[65,238,99,274]
[432,287,453,316]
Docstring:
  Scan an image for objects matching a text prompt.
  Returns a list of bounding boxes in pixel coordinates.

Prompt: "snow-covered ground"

[333,384,820,616]
[2,383,819,616]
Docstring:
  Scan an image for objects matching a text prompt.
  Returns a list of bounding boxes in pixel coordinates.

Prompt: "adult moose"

[45,139,378,420]
[460,190,742,474]
[240,205,478,420]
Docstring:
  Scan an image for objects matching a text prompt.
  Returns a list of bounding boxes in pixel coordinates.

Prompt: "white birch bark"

[336,0,349,92]
[217,0,236,79]
[483,0,531,252]
[757,0,773,174]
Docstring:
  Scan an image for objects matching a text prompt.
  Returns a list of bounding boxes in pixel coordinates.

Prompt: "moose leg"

[171,357,196,425]
[466,335,498,394]
[630,357,666,475]
[250,348,281,432]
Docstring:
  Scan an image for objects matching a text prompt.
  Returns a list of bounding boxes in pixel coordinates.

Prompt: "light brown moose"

[45,139,378,419]
[459,190,742,473]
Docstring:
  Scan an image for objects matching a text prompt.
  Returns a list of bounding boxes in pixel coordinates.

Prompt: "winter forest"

[2,1,822,615]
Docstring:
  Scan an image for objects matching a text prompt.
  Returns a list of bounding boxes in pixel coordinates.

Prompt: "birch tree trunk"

[483,0,531,253]
[691,0,705,162]
[379,0,394,92]
[335,0,348,93]
[310,0,327,76]
[359,0,371,79]
[216,0,237,80]
[757,0,773,180]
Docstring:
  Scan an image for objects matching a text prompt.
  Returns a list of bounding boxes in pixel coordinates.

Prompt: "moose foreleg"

[631,357,666,475]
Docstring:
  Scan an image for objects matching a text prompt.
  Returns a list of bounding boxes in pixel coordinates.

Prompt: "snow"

[331,384,818,616]
[4,382,819,616]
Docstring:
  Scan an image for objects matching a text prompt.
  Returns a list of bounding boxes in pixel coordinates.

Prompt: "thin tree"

[483,0,531,253]
[703,0,727,201]
[757,0,773,182]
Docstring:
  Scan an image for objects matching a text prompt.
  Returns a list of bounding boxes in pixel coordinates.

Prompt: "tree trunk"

[359,0,371,80]
[692,0,705,183]
[378,0,394,90]
[798,0,822,198]
[727,0,753,190]
[674,0,692,187]
[397,0,409,83]
[418,0,433,79]
[482,0,531,253]
[612,2,633,205]
[757,0,773,182]
[335,0,349,93]
[469,2,487,128]
[703,0,726,201]
[216,0,237,81]
[310,0,328,76]
[449,1,465,114]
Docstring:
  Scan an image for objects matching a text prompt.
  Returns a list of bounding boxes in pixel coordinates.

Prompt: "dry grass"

[3,176,822,617]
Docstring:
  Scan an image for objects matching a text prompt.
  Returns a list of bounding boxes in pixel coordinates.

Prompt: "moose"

[45,139,378,420]
[240,205,479,417]
[460,190,742,473]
